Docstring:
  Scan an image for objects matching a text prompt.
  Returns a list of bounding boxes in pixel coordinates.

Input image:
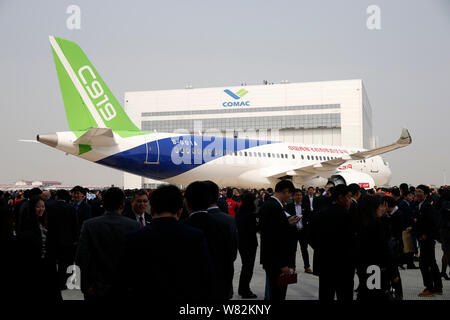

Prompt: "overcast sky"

[1,0,449,187]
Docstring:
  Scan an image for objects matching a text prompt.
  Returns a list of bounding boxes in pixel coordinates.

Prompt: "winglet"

[397,128,412,145]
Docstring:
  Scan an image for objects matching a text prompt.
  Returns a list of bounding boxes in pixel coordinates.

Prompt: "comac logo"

[224,88,248,100]
[223,89,250,107]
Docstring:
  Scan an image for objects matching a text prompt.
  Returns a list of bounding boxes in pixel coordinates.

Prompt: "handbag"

[402,230,415,253]
[277,272,298,286]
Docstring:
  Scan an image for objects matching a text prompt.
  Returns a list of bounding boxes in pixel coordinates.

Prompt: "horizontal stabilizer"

[73,128,117,146]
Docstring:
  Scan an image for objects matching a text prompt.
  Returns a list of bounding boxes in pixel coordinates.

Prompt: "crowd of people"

[0,181,449,301]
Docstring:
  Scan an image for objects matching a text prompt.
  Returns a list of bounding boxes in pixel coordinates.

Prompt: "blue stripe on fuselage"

[96,135,275,180]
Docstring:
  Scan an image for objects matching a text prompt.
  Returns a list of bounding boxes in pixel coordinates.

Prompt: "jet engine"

[329,170,375,189]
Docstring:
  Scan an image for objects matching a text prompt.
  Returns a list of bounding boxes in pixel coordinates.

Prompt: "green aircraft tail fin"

[49,36,140,133]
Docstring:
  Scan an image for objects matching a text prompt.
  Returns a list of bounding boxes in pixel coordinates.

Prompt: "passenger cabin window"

[292,154,295,159]
[301,155,304,160]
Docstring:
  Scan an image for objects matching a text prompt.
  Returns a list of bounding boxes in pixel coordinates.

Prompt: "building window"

[142,103,340,117]
[141,112,341,132]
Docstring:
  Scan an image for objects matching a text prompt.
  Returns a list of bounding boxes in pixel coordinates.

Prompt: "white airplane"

[37,36,412,189]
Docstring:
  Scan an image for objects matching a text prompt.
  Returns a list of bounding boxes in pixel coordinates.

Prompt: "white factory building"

[123,79,375,189]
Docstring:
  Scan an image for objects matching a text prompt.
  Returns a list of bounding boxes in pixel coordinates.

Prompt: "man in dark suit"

[391,188,418,269]
[183,181,235,300]
[116,184,212,301]
[303,186,319,214]
[316,184,355,301]
[235,191,259,298]
[307,185,333,276]
[217,188,229,214]
[14,188,42,234]
[88,191,105,218]
[76,187,140,300]
[413,185,443,297]
[122,189,152,227]
[204,180,238,299]
[260,180,298,301]
[347,183,362,274]
[285,189,312,274]
[46,189,79,289]
[71,186,92,233]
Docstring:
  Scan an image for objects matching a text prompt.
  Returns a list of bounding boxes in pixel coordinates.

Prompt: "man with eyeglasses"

[123,190,152,227]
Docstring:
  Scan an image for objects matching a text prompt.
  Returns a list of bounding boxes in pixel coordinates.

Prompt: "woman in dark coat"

[235,191,258,298]
[17,195,62,301]
[356,195,400,300]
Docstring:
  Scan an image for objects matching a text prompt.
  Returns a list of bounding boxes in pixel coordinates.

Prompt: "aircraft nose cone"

[37,134,58,148]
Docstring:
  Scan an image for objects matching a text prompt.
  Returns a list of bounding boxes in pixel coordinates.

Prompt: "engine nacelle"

[294,176,328,187]
[330,170,375,189]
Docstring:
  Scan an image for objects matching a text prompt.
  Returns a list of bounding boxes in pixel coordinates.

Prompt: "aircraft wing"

[73,128,117,146]
[265,128,412,179]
